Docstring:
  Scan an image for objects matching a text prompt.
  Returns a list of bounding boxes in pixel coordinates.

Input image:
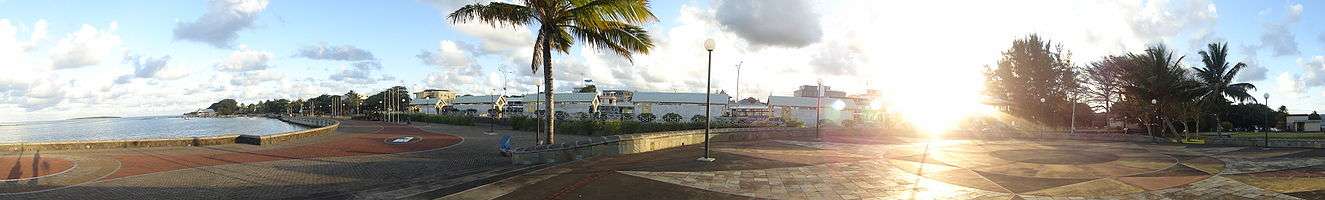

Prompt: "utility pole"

[816,79,823,139]
[735,61,743,102]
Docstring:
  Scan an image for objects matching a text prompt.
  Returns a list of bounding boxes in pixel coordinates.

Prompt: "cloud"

[1123,0,1218,40]
[294,43,375,61]
[1279,73,1305,95]
[116,54,188,84]
[229,70,282,86]
[329,61,390,84]
[1236,44,1267,82]
[1258,3,1302,57]
[1300,56,1325,88]
[214,48,272,71]
[810,41,865,76]
[716,0,822,47]
[173,0,269,48]
[417,40,477,67]
[49,22,121,69]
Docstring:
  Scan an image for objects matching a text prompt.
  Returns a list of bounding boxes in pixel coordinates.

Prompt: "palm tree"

[449,0,657,144]
[1195,42,1257,132]
[1120,44,1203,138]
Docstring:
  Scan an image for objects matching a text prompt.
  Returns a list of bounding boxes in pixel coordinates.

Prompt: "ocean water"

[0,116,309,143]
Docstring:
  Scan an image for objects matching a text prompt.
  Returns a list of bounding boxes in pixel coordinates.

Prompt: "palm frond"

[564,22,653,61]
[448,2,533,27]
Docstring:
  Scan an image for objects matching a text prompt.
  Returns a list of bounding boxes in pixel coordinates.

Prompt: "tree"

[662,113,682,123]
[690,115,706,124]
[449,0,658,144]
[986,34,1078,127]
[1085,55,1128,114]
[290,99,305,114]
[208,99,240,115]
[637,113,656,123]
[1194,42,1257,132]
[1117,44,1202,137]
[345,91,363,115]
[1311,111,1322,120]
[576,85,597,93]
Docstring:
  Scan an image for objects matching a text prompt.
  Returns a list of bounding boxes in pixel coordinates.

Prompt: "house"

[450,95,507,117]
[631,92,730,120]
[409,98,443,114]
[728,102,771,120]
[524,93,600,118]
[184,109,216,117]
[767,96,860,126]
[504,95,526,116]
[1286,114,1323,132]
[793,85,846,98]
[414,89,457,100]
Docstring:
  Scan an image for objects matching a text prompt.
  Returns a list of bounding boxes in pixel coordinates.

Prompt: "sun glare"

[878,64,997,136]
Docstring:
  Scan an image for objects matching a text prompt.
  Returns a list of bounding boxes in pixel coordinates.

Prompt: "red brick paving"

[106,123,461,179]
[0,155,73,180]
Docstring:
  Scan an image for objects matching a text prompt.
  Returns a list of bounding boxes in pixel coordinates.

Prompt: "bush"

[619,113,634,121]
[662,113,682,123]
[637,113,656,123]
[401,113,474,126]
[785,118,805,128]
[690,115,707,124]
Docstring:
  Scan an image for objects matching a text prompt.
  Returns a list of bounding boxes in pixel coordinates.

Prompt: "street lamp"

[1264,93,1271,148]
[698,38,716,162]
[1150,99,1158,143]
[1040,97,1045,139]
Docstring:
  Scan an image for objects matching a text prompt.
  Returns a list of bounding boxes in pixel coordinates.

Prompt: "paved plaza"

[0,120,584,200]
[457,132,1325,200]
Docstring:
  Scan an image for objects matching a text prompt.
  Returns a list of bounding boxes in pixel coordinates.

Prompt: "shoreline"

[0,116,339,152]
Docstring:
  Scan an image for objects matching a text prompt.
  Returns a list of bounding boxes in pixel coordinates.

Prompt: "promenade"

[0,119,583,199]
[452,131,1325,200]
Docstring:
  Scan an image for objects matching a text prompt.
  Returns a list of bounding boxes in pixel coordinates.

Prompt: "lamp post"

[1040,97,1046,139]
[1150,99,1158,143]
[816,79,824,139]
[698,38,717,162]
[1265,93,1270,148]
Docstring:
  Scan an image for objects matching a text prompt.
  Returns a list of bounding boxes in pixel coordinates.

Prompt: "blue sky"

[0,0,1323,122]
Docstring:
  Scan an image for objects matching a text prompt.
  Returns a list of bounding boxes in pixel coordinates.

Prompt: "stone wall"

[0,116,339,152]
[1205,137,1325,148]
[510,127,813,164]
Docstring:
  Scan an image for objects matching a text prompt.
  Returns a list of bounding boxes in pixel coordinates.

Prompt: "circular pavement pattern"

[990,149,1120,165]
[0,156,75,180]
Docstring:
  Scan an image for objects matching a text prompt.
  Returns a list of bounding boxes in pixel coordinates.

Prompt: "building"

[524,93,600,118]
[631,92,730,120]
[504,95,526,115]
[184,109,216,117]
[767,96,861,126]
[409,98,443,114]
[793,85,846,98]
[728,102,771,120]
[414,89,456,100]
[450,95,507,117]
[598,90,635,119]
[1286,114,1323,132]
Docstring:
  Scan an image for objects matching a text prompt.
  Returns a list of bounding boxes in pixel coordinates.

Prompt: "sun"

[877,65,997,136]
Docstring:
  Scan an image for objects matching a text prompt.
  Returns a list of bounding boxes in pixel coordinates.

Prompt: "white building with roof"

[450,95,506,117]
[1286,114,1323,132]
[409,98,443,114]
[767,96,861,126]
[524,93,600,117]
[632,92,730,120]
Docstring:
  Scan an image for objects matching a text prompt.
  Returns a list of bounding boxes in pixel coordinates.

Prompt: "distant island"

[69,116,122,120]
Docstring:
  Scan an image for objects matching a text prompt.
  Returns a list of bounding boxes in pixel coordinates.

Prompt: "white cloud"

[716,0,822,47]
[294,43,375,61]
[49,22,121,69]
[173,0,269,48]
[229,70,283,86]
[329,61,389,84]
[1236,44,1267,82]
[116,54,188,84]
[1259,3,1302,57]
[214,48,272,71]
[1300,56,1325,88]
[417,40,477,67]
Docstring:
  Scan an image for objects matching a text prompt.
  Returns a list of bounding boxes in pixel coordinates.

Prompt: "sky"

[0,0,1323,122]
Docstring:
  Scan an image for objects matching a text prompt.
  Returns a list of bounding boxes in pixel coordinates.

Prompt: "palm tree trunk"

[542,37,556,144]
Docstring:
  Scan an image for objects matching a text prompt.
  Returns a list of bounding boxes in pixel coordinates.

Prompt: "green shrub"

[662,113,682,123]
[690,115,706,124]
[637,113,656,123]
